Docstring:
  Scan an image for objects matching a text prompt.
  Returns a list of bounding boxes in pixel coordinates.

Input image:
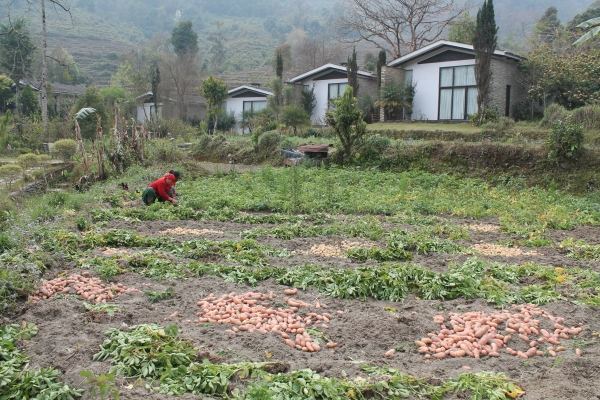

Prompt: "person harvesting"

[142,173,178,206]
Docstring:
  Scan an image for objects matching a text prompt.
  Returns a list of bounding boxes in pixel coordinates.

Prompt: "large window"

[243,100,267,113]
[439,65,477,120]
[328,82,348,101]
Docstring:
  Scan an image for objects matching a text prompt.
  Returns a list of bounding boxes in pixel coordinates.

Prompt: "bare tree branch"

[336,0,472,58]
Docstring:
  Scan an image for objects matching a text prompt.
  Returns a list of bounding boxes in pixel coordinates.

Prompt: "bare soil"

[4,215,600,399]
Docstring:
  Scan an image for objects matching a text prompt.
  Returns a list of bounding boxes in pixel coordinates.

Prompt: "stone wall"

[10,163,74,198]
[488,58,528,118]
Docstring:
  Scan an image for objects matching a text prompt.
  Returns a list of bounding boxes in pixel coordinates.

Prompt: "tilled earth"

[4,215,600,399]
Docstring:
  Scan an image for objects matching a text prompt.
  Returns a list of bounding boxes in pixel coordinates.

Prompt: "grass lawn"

[368,122,482,133]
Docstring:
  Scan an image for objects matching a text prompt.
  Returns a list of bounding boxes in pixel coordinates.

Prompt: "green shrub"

[50,139,78,160]
[159,118,200,140]
[0,164,23,186]
[482,116,515,134]
[546,117,584,163]
[571,104,600,130]
[17,153,40,170]
[469,107,500,125]
[257,131,282,152]
[540,103,568,128]
[210,110,236,132]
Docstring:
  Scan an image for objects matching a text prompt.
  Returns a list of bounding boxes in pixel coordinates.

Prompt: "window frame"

[327,82,348,102]
[438,65,477,121]
[242,100,267,114]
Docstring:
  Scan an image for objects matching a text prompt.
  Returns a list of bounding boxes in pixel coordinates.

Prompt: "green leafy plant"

[0,323,82,399]
[80,370,119,400]
[84,303,120,317]
[144,287,175,303]
[546,117,584,163]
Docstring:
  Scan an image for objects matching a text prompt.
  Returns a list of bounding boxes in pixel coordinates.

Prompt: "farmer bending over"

[142,173,178,206]
[165,170,180,198]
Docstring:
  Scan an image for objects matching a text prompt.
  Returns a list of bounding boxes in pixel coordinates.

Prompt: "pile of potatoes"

[159,228,223,236]
[30,272,140,303]
[469,224,499,233]
[416,304,583,360]
[292,241,366,258]
[472,243,541,257]
[102,247,131,256]
[195,289,338,352]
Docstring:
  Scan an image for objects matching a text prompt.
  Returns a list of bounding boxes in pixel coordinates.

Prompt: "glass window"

[328,83,348,101]
[404,70,413,86]
[439,66,477,120]
[243,100,267,113]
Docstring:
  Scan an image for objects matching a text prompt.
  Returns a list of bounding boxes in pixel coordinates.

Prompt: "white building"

[226,85,273,133]
[288,64,377,124]
[385,40,525,121]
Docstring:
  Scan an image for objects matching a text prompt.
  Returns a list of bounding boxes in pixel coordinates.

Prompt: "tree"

[300,85,316,116]
[19,85,39,117]
[199,76,228,133]
[50,138,77,161]
[337,0,470,58]
[325,86,366,163]
[363,53,376,71]
[0,18,36,80]
[376,50,386,90]
[0,164,23,187]
[207,22,227,73]
[473,0,498,125]
[275,50,284,79]
[448,12,476,44]
[47,45,84,84]
[375,80,414,120]
[524,47,600,109]
[266,76,284,119]
[533,7,561,45]
[171,20,199,58]
[72,87,107,140]
[292,37,343,71]
[0,75,14,112]
[165,24,201,119]
[151,65,161,122]
[347,47,359,96]
[281,105,310,135]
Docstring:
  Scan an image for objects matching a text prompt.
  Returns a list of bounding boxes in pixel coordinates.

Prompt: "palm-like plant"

[573,17,600,47]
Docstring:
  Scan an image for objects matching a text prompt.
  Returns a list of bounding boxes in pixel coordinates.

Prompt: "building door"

[505,85,511,117]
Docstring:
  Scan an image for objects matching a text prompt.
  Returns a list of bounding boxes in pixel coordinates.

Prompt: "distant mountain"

[2,0,595,85]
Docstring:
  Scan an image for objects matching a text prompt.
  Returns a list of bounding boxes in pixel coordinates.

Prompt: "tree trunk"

[213,115,218,134]
[41,0,48,142]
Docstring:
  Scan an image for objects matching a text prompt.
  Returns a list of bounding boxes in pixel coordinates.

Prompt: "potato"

[385,349,396,357]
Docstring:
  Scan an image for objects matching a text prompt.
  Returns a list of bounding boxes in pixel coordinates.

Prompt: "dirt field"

[4,212,600,400]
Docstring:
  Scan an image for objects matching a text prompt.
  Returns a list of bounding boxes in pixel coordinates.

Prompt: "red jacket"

[148,177,173,201]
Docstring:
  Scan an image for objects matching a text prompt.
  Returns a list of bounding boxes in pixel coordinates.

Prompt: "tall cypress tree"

[376,49,386,90]
[275,51,284,80]
[347,47,359,96]
[473,0,498,125]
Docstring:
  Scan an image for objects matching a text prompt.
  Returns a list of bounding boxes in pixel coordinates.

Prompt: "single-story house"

[134,92,206,124]
[384,40,526,121]
[288,64,377,124]
[226,85,273,134]
[26,80,86,115]
[134,92,162,123]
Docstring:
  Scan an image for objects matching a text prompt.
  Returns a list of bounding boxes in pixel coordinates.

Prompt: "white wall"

[301,77,348,124]
[227,96,267,134]
[135,103,162,123]
[403,57,476,121]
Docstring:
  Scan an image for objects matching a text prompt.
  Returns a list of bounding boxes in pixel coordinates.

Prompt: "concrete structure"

[134,92,162,123]
[226,85,273,134]
[289,64,377,125]
[386,40,525,121]
[134,92,206,124]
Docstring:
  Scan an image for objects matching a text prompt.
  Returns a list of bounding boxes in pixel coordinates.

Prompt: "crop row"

[77,252,600,307]
[94,323,523,400]
[0,323,82,399]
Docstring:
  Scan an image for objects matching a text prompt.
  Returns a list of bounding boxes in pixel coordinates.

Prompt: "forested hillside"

[1,0,597,85]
